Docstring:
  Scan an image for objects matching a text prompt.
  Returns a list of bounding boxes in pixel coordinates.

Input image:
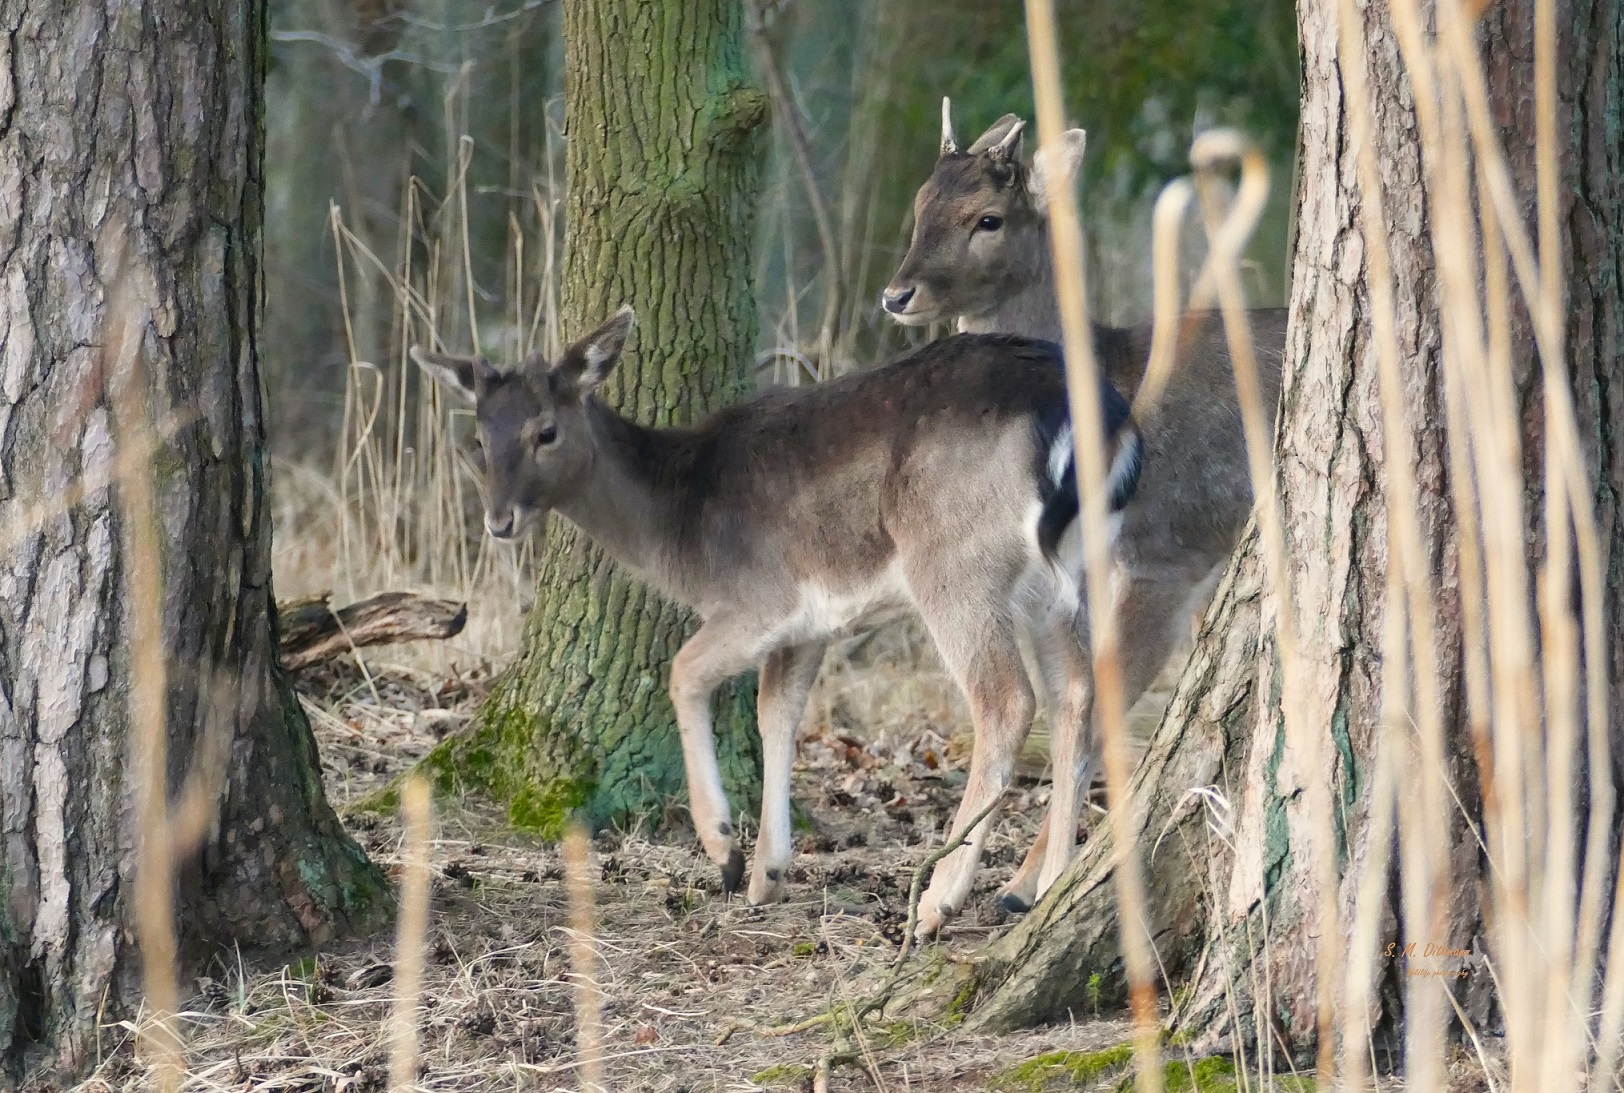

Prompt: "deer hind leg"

[912,605,1036,939]
[1035,601,1104,898]
[998,599,1092,912]
[749,641,825,906]
[1003,562,1218,909]
[1000,812,1052,913]
[668,616,773,895]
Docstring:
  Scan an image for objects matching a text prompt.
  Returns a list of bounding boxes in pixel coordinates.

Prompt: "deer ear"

[554,306,635,398]
[1029,128,1087,211]
[967,114,1024,157]
[411,346,497,402]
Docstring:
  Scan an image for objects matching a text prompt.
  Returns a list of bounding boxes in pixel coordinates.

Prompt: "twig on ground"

[279,591,468,670]
[892,794,1004,974]
[760,1012,835,1038]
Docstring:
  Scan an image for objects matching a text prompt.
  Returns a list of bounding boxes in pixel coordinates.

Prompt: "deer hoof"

[914,909,947,942]
[747,867,786,906]
[721,848,747,895]
[995,889,1033,915]
[914,896,956,941]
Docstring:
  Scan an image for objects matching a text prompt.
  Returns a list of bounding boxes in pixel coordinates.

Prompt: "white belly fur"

[784,562,913,643]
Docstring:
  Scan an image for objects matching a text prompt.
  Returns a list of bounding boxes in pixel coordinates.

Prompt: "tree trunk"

[421,0,770,836]
[0,0,388,1080]
[962,0,1624,1056]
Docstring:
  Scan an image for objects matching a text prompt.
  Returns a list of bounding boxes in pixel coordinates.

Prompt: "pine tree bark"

[961,0,1623,1051]
[0,0,388,1080]
[422,0,770,835]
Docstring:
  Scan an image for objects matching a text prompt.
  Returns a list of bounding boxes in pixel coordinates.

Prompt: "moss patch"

[345,780,401,817]
[878,1018,921,1047]
[944,975,978,1025]
[750,1062,813,1087]
[1134,1056,1316,1093]
[506,777,593,838]
[991,1044,1134,1090]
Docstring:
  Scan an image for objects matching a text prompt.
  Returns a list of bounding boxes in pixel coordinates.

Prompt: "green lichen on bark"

[428,0,770,837]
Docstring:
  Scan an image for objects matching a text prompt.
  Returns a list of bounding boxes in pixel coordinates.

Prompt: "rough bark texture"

[0,1,389,1080]
[967,0,1623,1051]
[421,0,770,835]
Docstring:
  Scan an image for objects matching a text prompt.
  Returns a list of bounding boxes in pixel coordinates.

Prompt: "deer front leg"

[668,617,770,895]
[913,618,1035,939]
[749,641,825,905]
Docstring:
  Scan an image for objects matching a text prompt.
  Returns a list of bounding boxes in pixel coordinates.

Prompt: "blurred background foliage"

[264,0,1297,462]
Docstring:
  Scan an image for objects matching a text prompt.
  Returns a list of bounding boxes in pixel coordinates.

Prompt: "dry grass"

[75,652,1147,1093]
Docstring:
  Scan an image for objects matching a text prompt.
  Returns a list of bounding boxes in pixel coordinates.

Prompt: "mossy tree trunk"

[425,0,769,836]
[958,0,1624,1054]
[0,0,389,1080]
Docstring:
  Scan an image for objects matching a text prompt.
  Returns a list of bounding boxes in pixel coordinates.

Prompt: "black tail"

[1034,382,1142,565]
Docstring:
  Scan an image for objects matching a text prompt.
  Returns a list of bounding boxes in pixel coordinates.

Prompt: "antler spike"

[940,97,958,156]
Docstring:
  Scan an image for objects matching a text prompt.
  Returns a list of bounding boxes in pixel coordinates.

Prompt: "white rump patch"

[1106,426,1144,509]
[1046,422,1073,488]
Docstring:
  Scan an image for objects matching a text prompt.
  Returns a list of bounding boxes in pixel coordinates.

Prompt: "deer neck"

[549,399,689,596]
[955,226,1063,343]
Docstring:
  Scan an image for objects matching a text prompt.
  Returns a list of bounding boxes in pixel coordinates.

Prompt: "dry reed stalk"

[1337,575,1403,1093]
[1184,128,1343,1083]
[1330,2,1455,1085]
[564,822,607,1093]
[1363,0,1622,1088]
[1381,6,1532,1089]
[388,775,433,1092]
[102,238,184,1093]
[304,89,557,668]
[1021,3,1162,1091]
[1433,3,1615,1080]
[1131,178,1195,422]
[331,200,367,604]
[750,3,844,376]
[1439,12,1616,1022]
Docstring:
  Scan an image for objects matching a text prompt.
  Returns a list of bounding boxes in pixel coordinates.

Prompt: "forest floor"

[76,641,1501,1092]
[72,639,1150,1093]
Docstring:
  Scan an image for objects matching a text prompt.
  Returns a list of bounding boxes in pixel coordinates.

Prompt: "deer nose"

[485,510,517,539]
[881,286,916,314]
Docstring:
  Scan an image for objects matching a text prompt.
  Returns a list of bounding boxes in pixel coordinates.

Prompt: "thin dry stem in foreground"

[1330,1,1453,1084]
[1022,3,1163,1092]
[565,823,607,1093]
[106,250,184,1093]
[1191,130,1342,1085]
[389,777,433,1091]
[1341,0,1610,1086]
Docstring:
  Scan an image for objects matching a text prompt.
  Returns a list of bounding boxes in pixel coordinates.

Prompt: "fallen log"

[277,591,468,671]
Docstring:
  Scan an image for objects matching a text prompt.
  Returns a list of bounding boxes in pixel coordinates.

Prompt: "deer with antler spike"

[883,100,1287,912]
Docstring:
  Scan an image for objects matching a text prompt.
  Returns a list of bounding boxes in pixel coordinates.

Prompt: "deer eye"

[535,423,559,447]
[976,214,1004,232]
